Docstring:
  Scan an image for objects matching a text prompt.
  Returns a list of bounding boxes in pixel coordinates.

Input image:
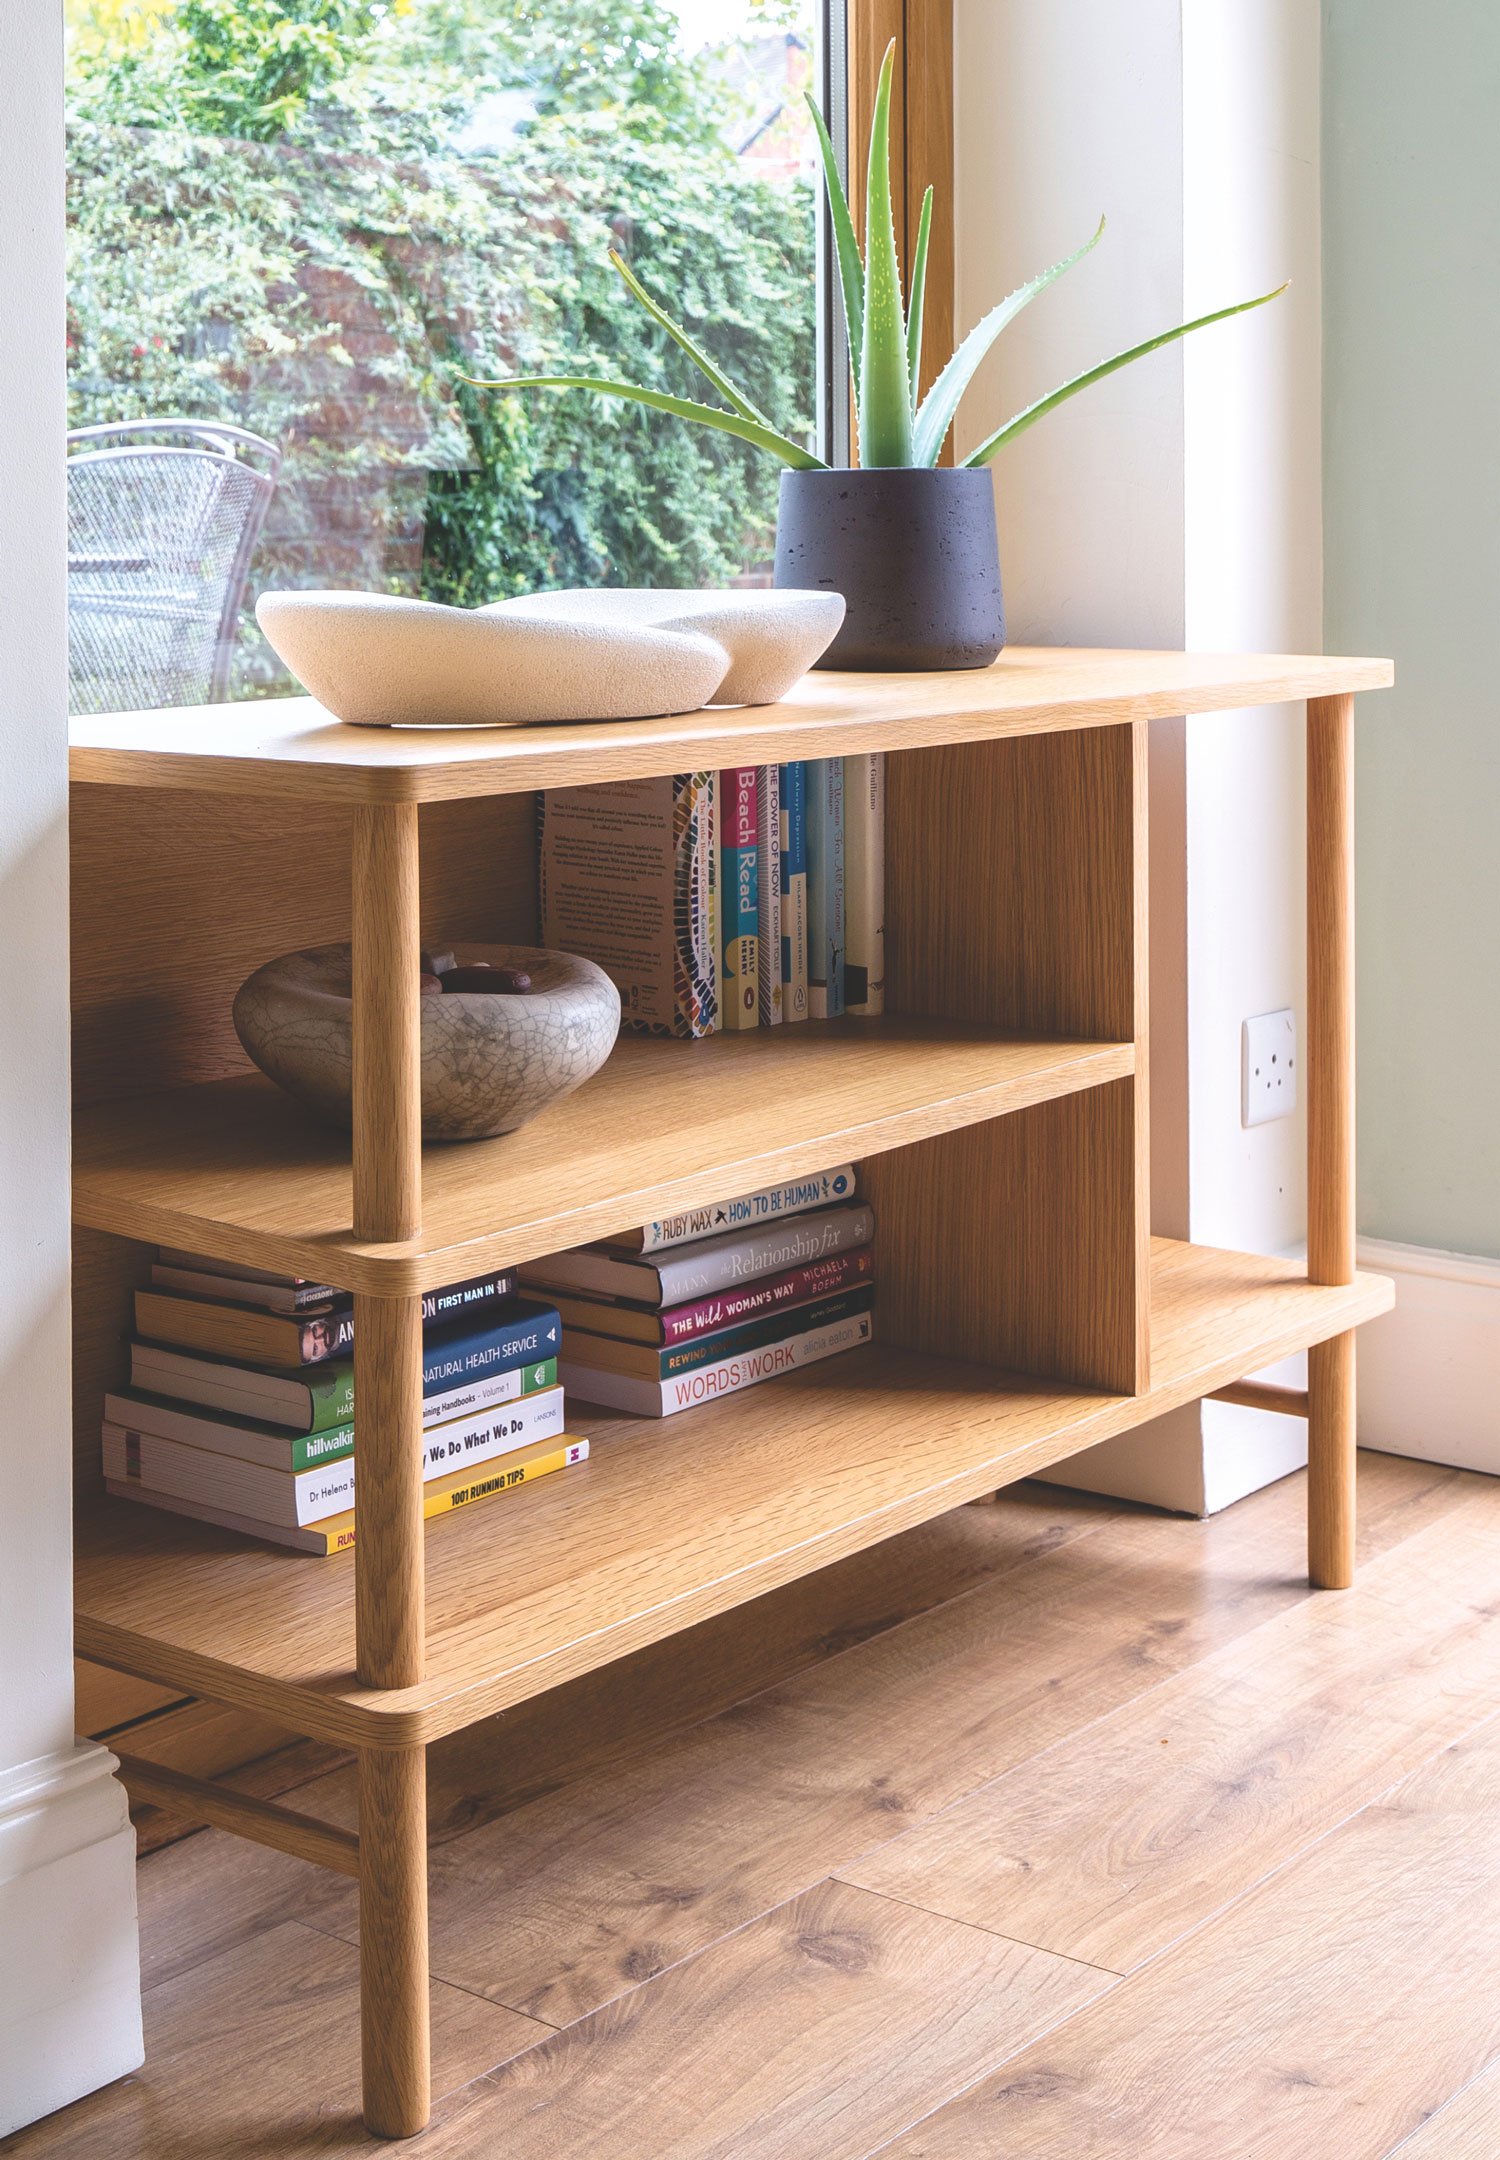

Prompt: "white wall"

[0,0,142,2134]
[952,0,1322,1512]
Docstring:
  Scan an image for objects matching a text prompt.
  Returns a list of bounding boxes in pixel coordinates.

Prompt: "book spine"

[718,765,760,1029]
[568,1286,876,1381]
[638,1163,857,1256]
[806,757,845,1019]
[652,1200,875,1304]
[538,777,684,1036]
[843,751,885,1017]
[421,1301,561,1396]
[561,1310,873,1419]
[418,1438,588,1524]
[673,770,718,1037]
[149,1265,343,1313]
[658,1244,876,1343]
[779,761,808,1021]
[755,764,782,1024]
[420,1267,519,1326]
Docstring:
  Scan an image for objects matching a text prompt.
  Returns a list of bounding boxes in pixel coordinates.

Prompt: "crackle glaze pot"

[233,943,620,1142]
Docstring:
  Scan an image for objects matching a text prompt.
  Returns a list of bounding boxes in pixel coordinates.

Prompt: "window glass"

[64,0,820,708]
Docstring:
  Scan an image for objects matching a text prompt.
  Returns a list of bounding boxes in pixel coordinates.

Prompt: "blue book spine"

[806,756,845,1019]
[779,761,809,1022]
[421,1299,561,1396]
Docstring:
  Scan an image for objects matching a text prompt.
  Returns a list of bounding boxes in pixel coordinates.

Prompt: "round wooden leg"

[360,1744,430,2139]
[1308,1331,1356,1590]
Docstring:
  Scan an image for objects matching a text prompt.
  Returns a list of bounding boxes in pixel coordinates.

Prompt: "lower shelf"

[75,1239,1393,1749]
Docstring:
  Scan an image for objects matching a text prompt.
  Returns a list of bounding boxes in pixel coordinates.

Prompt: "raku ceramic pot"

[773,466,1005,671]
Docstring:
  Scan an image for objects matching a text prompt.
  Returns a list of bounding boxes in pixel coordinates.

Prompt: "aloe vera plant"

[466,40,1285,470]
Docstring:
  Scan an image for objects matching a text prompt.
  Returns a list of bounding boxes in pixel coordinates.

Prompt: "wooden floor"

[10,1447,1500,2158]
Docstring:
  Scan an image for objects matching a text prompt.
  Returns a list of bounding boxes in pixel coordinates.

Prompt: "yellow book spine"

[304,1435,589,1555]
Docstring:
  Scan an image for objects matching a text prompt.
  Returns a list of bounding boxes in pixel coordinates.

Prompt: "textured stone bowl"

[233,942,621,1142]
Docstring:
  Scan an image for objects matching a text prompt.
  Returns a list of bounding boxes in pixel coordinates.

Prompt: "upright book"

[538,773,718,1037]
[718,764,759,1028]
[523,1200,874,1307]
[779,760,808,1021]
[843,751,885,1017]
[806,756,845,1019]
[756,763,782,1024]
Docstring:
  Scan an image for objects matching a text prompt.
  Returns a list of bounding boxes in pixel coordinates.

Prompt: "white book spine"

[104,1385,567,1526]
[843,751,885,1017]
[638,1163,857,1254]
[560,1307,873,1418]
[756,764,783,1025]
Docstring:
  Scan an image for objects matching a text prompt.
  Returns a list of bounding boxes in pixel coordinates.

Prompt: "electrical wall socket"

[1242,1008,1297,1126]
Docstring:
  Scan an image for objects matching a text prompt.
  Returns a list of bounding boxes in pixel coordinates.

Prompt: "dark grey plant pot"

[773,466,1005,671]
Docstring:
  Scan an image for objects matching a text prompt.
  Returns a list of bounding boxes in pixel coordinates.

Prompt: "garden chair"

[67,420,281,713]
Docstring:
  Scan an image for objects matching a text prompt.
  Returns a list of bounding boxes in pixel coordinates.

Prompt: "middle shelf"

[72,1017,1134,1294]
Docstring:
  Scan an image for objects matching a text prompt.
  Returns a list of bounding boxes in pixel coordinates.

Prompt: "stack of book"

[522,1166,875,1417]
[102,1249,580,1554]
[538,754,884,1039]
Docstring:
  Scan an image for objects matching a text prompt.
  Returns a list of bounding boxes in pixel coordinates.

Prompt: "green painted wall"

[1323,0,1500,1261]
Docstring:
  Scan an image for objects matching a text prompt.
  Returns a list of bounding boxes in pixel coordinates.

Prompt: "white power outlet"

[1242,1008,1297,1126]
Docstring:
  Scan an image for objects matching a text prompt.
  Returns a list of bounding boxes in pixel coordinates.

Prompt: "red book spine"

[659,1246,875,1345]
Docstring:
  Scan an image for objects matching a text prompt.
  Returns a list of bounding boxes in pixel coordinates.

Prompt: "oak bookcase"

[68,646,1394,2137]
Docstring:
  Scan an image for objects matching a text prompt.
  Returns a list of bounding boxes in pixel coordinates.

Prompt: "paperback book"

[538,773,718,1037]
[779,760,809,1021]
[562,1284,875,1383]
[543,1246,875,1349]
[806,755,845,1019]
[523,1201,874,1308]
[560,1306,873,1418]
[104,1355,559,1475]
[103,1382,567,1528]
[134,1265,519,1367]
[756,763,782,1024]
[843,751,885,1016]
[106,1434,590,1555]
[719,764,759,1029]
[614,1164,856,1254]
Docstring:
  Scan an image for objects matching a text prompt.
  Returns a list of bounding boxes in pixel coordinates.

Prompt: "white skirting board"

[1355,1237,1500,1476]
[0,1743,142,2137]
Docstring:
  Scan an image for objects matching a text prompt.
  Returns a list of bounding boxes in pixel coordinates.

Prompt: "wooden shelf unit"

[69,646,1393,2137]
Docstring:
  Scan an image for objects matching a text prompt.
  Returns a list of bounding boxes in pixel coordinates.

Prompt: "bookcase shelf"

[72,1019,1134,1295]
[74,1239,1392,1751]
[67,644,1392,2135]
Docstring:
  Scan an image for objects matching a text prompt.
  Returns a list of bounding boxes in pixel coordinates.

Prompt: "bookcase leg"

[360,1743,430,2138]
[1307,692,1357,1589]
[355,1292,425,1691]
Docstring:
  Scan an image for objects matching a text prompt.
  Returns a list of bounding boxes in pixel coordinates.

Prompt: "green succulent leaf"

[962,281,1290,467]
[911,217,1105,468]
[804,89,865,401]
[906,185,933,409]
[859,40,912,466]
[607,247,774,432]
[459,372,828,470]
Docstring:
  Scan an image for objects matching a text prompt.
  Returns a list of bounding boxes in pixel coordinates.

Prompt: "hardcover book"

[538,773,718,1037]
[806,755,845,1019]
[560,1306,873,1418]
[611,1164,856,1254]
[105,1435,590,1555]
[563,1284,875,1382]
[103,1382,567,1528]
[719,764,759,1029]
[779,760,809,1021]
[135,1266,520,1367]
[756,763,782,1024]
[522,1201,874,1308]
[843,751,885,1016]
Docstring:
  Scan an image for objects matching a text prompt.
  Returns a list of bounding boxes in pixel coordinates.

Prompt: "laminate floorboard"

[417,1879,1114,2160]
[1387,2058,1500,2157]
[844,1486,1500,1970]
[870,1715,1500,2160]
[8,1453,1490,2159]
[0,1921,545,2159]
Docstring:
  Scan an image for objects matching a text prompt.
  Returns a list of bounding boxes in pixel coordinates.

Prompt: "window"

[64,0,825,708]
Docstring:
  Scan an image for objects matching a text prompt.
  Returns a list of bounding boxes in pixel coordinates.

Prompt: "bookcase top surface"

[69,647,1394,804]
[73,1240,1395,1749]
[71,1020,1134,1295]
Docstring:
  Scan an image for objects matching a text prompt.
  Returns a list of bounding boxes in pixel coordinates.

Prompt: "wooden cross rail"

[112,1752,360,1877]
